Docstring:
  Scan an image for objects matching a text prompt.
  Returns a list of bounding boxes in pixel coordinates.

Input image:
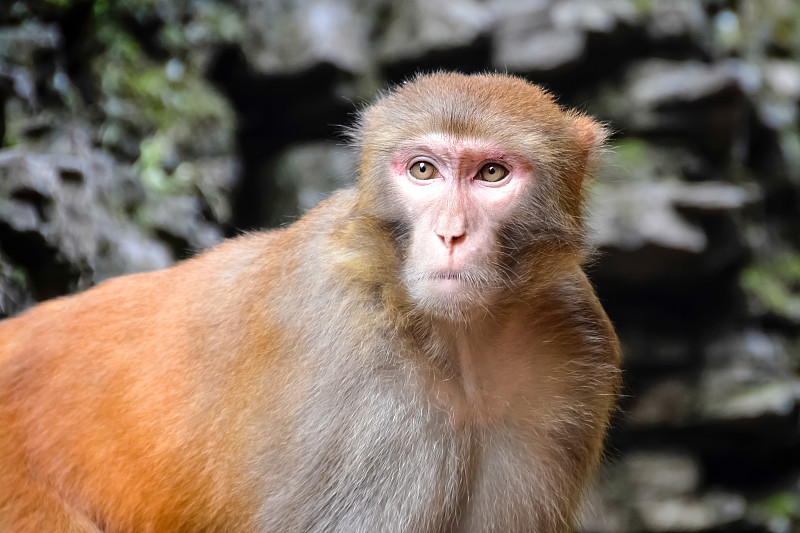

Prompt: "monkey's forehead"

[400,72,555,105]
[356,72,572,146]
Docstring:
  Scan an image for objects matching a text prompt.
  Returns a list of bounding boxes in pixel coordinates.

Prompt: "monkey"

[0,72,621,533]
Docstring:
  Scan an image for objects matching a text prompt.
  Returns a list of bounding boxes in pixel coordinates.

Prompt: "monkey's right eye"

[409,161,437,180]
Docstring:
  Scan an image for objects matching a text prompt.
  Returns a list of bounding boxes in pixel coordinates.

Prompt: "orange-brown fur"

[0,73,620,532]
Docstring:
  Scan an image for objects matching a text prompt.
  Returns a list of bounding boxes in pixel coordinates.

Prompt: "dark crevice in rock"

[153,228,193,262]
[58,167,84,184]
[209,47,353,232]
[10,186,52,221]
[0,222,80,301]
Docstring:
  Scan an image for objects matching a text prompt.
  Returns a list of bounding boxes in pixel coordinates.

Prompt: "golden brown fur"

[0,72,620,532]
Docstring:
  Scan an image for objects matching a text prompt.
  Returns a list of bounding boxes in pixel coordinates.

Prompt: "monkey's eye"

[477,163,509,182]
[409,161,437,180]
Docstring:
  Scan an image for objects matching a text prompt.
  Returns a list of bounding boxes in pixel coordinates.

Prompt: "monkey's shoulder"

[524,268,621,367]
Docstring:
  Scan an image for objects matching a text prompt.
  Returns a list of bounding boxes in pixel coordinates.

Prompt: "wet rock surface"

[1,1,800,531]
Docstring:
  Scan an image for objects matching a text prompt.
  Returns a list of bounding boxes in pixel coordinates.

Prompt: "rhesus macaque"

[0,72,621,533]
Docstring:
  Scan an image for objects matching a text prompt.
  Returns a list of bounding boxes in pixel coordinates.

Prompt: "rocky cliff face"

[1,1,799,531]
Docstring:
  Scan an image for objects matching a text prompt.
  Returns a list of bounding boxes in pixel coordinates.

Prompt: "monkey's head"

[346,72,607,321]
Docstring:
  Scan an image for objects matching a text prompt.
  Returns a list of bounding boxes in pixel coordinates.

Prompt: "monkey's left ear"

[571,114,609,183]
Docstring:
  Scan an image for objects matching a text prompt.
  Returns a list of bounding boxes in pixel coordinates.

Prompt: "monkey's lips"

[431,271,462,281]
[426,271,471,293]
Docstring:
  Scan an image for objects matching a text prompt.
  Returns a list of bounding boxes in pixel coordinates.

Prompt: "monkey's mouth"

[430,271,463,281]
[426,271,479,293]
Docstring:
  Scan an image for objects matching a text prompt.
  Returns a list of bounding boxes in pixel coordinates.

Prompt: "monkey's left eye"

[409,161,437,180]
[477,163,509,182]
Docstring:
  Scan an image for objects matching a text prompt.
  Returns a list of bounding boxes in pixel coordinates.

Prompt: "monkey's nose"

[435,209,467,249]
[437,231,466,249]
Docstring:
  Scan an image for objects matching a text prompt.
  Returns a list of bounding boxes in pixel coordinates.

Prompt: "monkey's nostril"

[440,232,466,248]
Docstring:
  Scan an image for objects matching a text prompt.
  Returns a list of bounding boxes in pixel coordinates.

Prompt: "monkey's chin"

[403,272,495,322]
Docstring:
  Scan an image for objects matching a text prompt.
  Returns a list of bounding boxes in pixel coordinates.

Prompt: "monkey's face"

[390,133,532,320]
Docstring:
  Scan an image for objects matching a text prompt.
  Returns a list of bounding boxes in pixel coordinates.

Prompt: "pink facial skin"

[391,133,533,315]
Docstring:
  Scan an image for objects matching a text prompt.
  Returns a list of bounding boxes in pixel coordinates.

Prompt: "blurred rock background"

[1,0,799,531]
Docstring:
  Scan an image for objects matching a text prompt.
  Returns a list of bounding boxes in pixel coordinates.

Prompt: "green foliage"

[741,252,800,322]
[750,491,800,531]
[761,492,797,517]
[94,0,158,20]
[771,8,800,53]
[159,1,245,47]
[103,59,231,136]
[135,134,195,195]
[737,0,800,57]
[630,0,654,15]
[89,0,235,193]
[613,139,649,171]
[10,267,28,288]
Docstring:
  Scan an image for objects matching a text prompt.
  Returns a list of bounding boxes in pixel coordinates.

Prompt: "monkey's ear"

[571,113,609,183]
[573,114,608,156]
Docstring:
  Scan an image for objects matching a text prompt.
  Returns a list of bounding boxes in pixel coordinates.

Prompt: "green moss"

[764,493,797,517]
[741,252,800,321]
[94,0,157,19]
[630,0,654,15]
[773,12,800,53]
[135,134,197,195]
[10,267,28,288]
[752,491,798,524]
[613,139,649,170]
[737,0,800,57]
[136,135,172,194]
[90,1,235,191]
[94,39,233,150]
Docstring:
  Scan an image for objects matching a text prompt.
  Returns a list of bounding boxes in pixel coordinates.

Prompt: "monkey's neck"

[407,303,543,426]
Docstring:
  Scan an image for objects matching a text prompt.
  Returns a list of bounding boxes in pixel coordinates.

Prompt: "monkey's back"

[0,191,360,531]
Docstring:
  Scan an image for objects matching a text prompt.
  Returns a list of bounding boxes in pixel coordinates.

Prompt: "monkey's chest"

[256,369,542,533]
